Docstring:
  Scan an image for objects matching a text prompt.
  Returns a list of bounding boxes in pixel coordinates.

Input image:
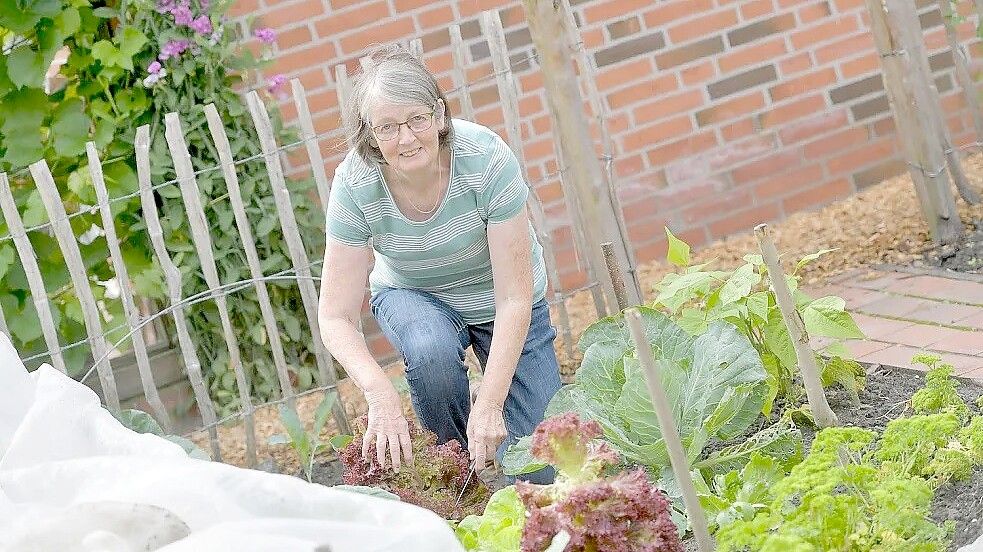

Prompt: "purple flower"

[172,0,193,25]
[190,14,212,34]
[148,61,163,74]
[155,0,176,13]
[254,27,276,44]
[268,74,288,99]
[158,39,191,60]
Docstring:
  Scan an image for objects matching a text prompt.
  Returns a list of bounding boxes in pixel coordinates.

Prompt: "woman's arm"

[318,237,413,470]
[467,206,534,470]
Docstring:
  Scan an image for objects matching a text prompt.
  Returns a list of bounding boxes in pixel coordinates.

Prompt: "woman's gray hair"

[343,44,454,165]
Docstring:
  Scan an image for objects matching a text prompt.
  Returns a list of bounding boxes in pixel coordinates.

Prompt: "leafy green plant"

[453,486,526,552]
[503,307,802,484]
[713,427,952,551]
[696,452,785,533]
[655,227,866,415]
[911,353,970,420]
[0,0,325,415]
[268,391,350,483]
[112,406,210,459]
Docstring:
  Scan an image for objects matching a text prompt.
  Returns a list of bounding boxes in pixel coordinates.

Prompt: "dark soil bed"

[923,218,983,274]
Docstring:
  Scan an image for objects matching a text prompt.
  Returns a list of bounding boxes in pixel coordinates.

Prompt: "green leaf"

[719,263,761,305]
[113,408,165,435]
[116,27,148,66]
[67,167,96,203]
[331,485,401,501]
[313,391,337,436]
[92,7,120,18]
[278,403,309,455]
[502,435,549,475]
[0,88,48,166]
[795,248,836,273]
[165,435,211,460]
[90,40,121,67]
[0,0,61,33]
[746,291,770,322]
[695,420,803,475]
[802,296,864,339]
[666,226,690,267]
[50,98,90,157]
[577,314,626,351]
[763,309,796,374]
[54,7,81,36]
[0,244,15,280]
[329,434,353,452]
[6,45,46,89]
[10,304,43,344]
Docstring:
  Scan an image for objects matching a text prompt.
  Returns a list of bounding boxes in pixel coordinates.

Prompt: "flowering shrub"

[338,416,491,520]
[0,1,323,413]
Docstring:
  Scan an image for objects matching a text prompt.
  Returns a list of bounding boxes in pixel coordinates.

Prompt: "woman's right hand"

[362,385,414,472]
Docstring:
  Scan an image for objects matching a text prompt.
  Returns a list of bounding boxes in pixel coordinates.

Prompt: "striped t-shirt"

[325,118,547,324]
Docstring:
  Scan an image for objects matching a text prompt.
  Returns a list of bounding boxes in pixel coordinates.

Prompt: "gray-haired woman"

[316,45,561,484]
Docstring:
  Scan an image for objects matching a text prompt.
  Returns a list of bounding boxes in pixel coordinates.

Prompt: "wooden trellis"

[0,2,642,466]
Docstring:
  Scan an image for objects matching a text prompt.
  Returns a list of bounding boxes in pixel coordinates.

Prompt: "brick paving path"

[805,266,983,378]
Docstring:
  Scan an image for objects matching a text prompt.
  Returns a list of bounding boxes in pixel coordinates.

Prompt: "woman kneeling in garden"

[317,45,561,484]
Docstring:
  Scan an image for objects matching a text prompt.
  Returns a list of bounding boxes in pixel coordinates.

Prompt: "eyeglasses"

[370,111,436,141]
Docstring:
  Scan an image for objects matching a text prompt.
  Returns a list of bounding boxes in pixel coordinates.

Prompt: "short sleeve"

[481,135,529,224]
[325,160,371,246]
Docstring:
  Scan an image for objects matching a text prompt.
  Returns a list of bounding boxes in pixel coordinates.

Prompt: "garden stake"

[601,241,629,311]
[625,308,714,552]
[754,224,839,428]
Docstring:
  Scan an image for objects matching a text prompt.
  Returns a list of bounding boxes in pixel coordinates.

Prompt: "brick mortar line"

[857,336,983,358]
[849,307,982,333]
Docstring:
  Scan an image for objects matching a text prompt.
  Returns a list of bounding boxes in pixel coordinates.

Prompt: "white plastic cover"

[0,333,464,552]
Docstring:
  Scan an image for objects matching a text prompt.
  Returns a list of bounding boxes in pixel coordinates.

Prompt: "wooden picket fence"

[0,4,640,467]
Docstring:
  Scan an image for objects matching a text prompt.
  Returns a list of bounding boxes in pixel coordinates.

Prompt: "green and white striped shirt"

[325,119,547,324]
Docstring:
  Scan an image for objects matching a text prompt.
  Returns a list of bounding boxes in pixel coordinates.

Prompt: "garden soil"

[195,153,983,481]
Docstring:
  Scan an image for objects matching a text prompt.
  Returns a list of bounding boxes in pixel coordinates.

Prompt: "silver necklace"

[404,156,444,215]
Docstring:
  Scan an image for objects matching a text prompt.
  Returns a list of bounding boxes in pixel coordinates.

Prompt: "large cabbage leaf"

[505,307,796,476]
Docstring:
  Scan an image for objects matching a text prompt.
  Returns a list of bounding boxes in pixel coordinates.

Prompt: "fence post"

[31,160,120,412]
[87,143,173,432]
[449,25,476,122]
[0,173,67,374]
[246,90,351,436]
[522,0,640,309]
[480,9,577,363]
[291,79,331,211]
[135,125,224,462]
[864,0,964,244]
[939,0,983,144]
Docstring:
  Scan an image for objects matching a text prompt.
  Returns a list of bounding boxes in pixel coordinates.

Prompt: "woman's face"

[367,98,445,175]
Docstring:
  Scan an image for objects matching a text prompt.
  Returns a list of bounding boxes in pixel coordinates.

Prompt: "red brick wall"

[229,0,982,362]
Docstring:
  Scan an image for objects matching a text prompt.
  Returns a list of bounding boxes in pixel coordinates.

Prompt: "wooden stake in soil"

[31,160,120,413]
[87,143,173,432]
[865,0,966,244]
[625,308,714,552]
[755,224,838,428]
[601,242,629,311]
[0,172,67,374]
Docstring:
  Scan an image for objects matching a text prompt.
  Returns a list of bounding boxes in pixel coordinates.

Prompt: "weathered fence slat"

[939,0,983,146]
[31,161,120,412]
[408,37,424,61]
[87,143,173,432]
[290,79,331,211]
[449,25,476,121]
[481,9,577,361]
[561,0,641,309]
[0,173,67,374]
[246,91,351,435]
[204,103,296,463]
[334,65,355,148]
[865,0,963,244]
[135,125,223,462]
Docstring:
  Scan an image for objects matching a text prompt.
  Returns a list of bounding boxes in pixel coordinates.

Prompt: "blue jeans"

[370,288,562,484]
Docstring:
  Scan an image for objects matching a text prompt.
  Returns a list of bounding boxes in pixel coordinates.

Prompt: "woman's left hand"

[466,401,507,472]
